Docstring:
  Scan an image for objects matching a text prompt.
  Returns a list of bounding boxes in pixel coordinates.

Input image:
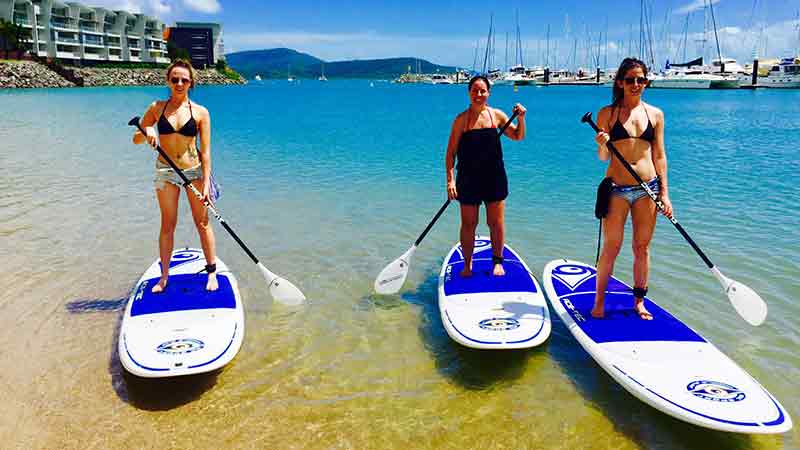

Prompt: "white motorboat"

[761,58,800,88]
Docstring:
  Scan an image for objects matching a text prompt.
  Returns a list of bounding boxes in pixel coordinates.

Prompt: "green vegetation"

[0,18,27,59]
[92,61,169,69]
[214,59,242,81]
[167,41,190,62]
[226,48,457,79]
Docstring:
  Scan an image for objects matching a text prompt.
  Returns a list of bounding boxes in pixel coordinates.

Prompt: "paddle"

[374,108,520,294]
[581,112,767,326]
[128,117,306,306]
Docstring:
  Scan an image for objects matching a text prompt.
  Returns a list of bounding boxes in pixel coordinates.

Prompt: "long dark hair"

[468,75,491,91]
[612,57,648,106]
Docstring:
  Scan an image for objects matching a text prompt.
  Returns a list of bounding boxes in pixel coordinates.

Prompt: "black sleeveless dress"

[455,113,508,205]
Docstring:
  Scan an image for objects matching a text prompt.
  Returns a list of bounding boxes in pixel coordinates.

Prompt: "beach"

[0,81,797,449]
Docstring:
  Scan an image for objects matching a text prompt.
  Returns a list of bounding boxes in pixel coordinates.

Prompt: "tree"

[0,18,27,59]
[167,41,190,62]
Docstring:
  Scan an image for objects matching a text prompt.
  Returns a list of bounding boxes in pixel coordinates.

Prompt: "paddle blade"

[726,278,768,326]
[259,263,306,306]
[712,267,767,326]
[374,246,416,295]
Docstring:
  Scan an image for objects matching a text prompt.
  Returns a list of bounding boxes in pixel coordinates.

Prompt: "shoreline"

[0,60,246,89]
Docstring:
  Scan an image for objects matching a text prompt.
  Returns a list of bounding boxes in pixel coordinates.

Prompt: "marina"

[1,81,797,448]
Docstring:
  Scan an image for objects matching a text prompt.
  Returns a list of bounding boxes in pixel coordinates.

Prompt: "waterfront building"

[170,22,224,68]
[0,0,168,64]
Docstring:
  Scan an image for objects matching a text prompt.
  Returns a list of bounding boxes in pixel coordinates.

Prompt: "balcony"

[108,54,121,61]
[82,38,104,48]
[54,36,80,45]
[13,14,32,27]
[51,20,78,31]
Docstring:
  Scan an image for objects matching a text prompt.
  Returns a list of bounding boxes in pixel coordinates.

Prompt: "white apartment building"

[1,0,169,64]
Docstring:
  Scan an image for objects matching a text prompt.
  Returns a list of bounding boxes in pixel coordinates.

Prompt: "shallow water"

[0,81,798,449]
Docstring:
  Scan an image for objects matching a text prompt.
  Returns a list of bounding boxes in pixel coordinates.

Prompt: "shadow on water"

[66,294,220,411]
[382,263,544,391]
[545,303,764,450]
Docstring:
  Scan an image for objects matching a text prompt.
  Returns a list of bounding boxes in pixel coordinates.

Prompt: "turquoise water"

[0,81,798,449]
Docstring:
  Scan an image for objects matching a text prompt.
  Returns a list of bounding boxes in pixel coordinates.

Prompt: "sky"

[91,0,800,69]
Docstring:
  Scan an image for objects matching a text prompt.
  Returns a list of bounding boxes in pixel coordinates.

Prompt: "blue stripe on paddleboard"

[612,365,773,428]
[549,263,705,344]
[123,334,169,372]
[189,323,238,369]
[447,242,519,265]
[444,259,537,296]
[132,274,236,317]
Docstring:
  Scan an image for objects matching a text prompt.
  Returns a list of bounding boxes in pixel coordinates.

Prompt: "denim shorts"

[154,160,202,191]
[611,176,660,205]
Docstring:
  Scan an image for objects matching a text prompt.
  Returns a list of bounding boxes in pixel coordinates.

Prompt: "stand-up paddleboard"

[119,248,245,378]
[438,237,550,349]
[542,260,792,434]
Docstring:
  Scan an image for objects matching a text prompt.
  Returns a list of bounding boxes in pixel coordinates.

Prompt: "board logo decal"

[457,239,492,259]
[479,317,521,331]
[156,338,205,355]
[687,380,746,402]
[552,264,596,290]
[167,250,202,269]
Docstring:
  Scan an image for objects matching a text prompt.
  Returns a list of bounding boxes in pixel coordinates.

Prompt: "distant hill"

[225,48,458,79]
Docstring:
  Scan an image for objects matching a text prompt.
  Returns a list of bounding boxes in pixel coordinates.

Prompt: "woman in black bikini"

[592,58,674,320]
[445,75,526,277]
[132,59,218,293]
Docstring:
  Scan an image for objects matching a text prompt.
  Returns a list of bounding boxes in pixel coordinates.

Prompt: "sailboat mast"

[708,0,724,72]
[483,14,493,73]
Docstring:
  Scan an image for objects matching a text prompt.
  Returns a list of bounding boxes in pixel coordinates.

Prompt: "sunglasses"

[170,77,192,85]
[624,76,648,85]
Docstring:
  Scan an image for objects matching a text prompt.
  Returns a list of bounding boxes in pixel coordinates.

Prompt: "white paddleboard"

[438,237,551,349]
[119,248,245,378]
[542,259,792,434]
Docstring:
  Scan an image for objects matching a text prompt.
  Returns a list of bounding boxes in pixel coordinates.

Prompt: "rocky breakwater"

[0,60,75,88]
[76,68,246,87]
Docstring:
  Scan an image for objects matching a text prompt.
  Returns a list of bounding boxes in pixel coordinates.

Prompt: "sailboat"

[318,63,328,81]
[287,64,295,82]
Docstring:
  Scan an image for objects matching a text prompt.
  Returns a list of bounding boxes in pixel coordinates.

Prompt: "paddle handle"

[129,117,260,265]
[498,109,520,136]
[415,199,451,246]
[581,112,714,269]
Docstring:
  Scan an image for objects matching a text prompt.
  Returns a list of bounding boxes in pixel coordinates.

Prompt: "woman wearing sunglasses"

[591,57,673,320]
[132,59,219,293]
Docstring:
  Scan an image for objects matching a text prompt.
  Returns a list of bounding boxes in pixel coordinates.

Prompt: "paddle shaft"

[130,119,260,265]
[416,109,521,247]
[583,114,714,269]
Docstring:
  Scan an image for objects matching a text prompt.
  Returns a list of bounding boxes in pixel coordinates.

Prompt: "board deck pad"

[542,259,792,434]
[119,248,245,378]
[438,237,550,349]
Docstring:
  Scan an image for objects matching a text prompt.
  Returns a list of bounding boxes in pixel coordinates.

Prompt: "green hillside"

[226,48,458,79]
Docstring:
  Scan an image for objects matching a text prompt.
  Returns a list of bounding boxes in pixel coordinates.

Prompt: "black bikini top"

[609,105,654,143]
[158,99,198,137]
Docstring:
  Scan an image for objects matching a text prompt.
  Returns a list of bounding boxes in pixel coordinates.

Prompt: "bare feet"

[206,272,218,291]
[151,277,168,294]
[591,301,605,319]
[460,263,473,277]
[634,299,653,320]
[492,263,505,276]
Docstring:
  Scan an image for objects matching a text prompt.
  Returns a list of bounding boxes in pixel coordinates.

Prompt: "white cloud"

[182,0,221,14]
[674,0,720,15]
